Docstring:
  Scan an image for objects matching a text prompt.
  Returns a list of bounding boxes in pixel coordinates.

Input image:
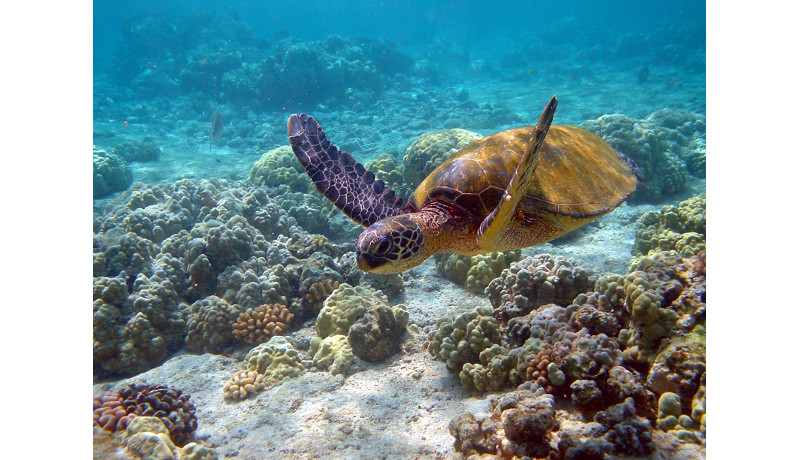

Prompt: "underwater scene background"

[91,1,709,458]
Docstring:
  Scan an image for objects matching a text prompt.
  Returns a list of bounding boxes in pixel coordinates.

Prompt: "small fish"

[209,110,224,152]
[637,65,650,83]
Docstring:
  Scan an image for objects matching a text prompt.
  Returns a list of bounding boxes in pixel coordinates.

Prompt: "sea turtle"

[288,96,640,274]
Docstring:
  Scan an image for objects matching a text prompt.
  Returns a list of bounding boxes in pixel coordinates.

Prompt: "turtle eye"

[373,238,391,255]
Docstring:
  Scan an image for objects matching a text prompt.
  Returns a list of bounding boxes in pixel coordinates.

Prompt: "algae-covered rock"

[347,303,408,362]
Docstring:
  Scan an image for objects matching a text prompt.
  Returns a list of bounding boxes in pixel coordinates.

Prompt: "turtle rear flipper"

[477,96,557,249]
[288,114,407,227]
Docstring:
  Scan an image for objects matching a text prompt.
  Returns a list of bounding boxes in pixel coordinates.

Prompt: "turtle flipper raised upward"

[288,114,407,227]
[476,96,557,250]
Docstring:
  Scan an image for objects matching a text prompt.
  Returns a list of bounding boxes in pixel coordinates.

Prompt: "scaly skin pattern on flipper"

[288,114,407,227]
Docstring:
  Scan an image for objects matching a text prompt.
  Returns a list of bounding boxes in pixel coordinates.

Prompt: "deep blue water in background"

[92,0,705,188]
[94,0,704,76]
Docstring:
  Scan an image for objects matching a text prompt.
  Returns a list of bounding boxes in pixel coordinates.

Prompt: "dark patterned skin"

[288,114,407,227]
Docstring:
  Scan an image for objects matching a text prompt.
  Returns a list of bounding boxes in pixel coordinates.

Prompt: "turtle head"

[356,214,427,273]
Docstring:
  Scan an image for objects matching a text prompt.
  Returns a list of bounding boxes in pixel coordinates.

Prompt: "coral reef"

[402,129,483,188]
[365,153,412,200]
[435,250,522,293]
[243,336,305,384]
[232,303,294,344]
[185,295,241,353]
[116,416,219,459]
[449,386,557,458]
[248,145,312,192]
[94,390,138,432]
[581,108,705,202]
[487,254,597,324]
[428,306,503,374]
[112,139,162,162]
[634,194,706,258]
[98,383,199,444]
[222,370,266,401]
[310,334,356,376]
[93,256,188,374]
[315,283,388,339]
[93,147,132,198]
[347,303,408,362]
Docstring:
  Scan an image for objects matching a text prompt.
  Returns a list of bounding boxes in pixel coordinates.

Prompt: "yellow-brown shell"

[410,125,638,220]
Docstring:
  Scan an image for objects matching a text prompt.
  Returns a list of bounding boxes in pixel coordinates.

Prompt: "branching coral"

[232,303,294,344]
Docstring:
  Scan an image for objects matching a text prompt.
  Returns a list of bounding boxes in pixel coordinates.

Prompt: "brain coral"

[633,194,706,258]
[435,250,522,293]
[248,145,312,192]
[93,147,132,198]
[232,303,294,344]
[185,295,241,353]
[581,111,701,202]
[402,129,483,188]
[486,254,597,324]
[244,336,305,384]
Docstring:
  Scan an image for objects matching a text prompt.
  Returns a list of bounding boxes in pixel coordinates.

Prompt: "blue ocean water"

[93,1,706,458]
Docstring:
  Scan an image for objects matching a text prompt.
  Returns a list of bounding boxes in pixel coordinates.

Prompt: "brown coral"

[222,370,266,401]
[232,303,294,344]
[93,391,138,432]
[301,279,340,314]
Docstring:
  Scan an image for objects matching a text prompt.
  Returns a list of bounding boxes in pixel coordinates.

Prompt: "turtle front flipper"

[288,114,407,227]
[477,96,558,250]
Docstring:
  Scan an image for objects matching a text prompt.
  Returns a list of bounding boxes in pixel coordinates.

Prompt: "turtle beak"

[356,250,386,272]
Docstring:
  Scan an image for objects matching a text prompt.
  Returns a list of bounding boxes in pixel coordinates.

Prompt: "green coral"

[402,129,483,188]
[612,271,678,364]
[633,194,706,258]
[459,344,517,392]
[435,250,522,293]
[248,145,311,192]
[244,336,305,385]
[347,304,408,362]
[428,306,502,373]
[315,283,388,338]
[310,334,355,376]
[581,112,702,202]
[94,147,132,198]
